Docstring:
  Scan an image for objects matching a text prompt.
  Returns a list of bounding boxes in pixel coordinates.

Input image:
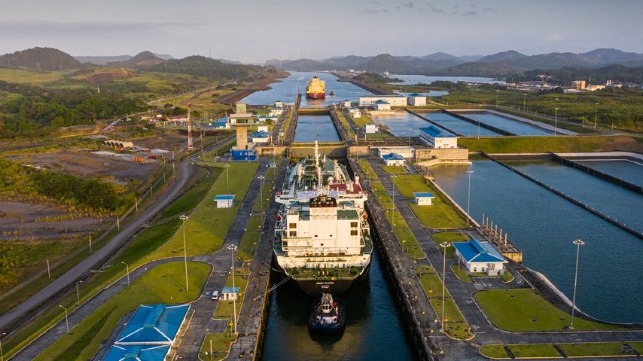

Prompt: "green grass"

[458,135,641,154]
[382,165,406,174]
[414,265,473,340]
[142,162,258,262]
[33,261,210,361]
[481,341,643,359]
[213,268,251,319]
[199,333,237,360]
[359,159,377,180]
[352,115,374,127]
[0,68,65,85]
[450,264,472,283]
[474,289,618,331]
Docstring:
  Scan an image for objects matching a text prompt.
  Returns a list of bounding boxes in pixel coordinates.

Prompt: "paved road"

[0,160,194,335]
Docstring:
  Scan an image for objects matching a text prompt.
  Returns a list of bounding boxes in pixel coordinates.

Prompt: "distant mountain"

[0,47,83,70]
[269,48,643,78]
[107,51,166,67]
[75,52,174,65]
[139,55,266,81]
[477,50,527,64]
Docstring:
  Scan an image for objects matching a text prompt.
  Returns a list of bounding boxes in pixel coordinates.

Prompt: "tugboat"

[308,293,346,334]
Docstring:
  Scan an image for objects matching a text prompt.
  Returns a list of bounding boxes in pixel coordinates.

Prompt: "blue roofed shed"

[381,153,405,166]
[214,194,235,208]
[452,239,507,276]
[116,304,189,346]
[419,125,457,149]
[221,286,240,301]
[413,192,434,206]
[214,116,229,129]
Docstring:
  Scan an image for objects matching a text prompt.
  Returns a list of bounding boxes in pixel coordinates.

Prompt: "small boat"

[329,91,335,96]
[308,293,346,334]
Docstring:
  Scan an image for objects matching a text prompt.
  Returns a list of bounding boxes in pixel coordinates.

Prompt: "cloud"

[403,1,414,8]
[463,11,477,16]
[482,7,496,12]
[426,2,446,14]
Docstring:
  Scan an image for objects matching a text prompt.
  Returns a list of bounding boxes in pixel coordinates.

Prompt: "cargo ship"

[273,142,372,296]
[305,76,326,99]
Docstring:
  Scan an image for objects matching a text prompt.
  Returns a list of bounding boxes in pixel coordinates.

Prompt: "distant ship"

[306,76,326,99]
[273,142,372,296]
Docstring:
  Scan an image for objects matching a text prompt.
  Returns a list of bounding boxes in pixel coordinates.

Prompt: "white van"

[211,290,219,300]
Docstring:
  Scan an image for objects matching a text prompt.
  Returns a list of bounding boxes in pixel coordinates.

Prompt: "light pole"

[1,332,6,361]
[121,261,130,286]
[466,168,473,226]
[180,215,189,291]
[227,244,238,334]
[391,175,397,226]
[258,175,265,215]
[523,93,526,111]
[440,242,450,332]
[570,239,585,330]
[554,107,559,135]
[76,280,82,305]
[225,164,230,193]
[59,305,69,333]
[594,103,598,129]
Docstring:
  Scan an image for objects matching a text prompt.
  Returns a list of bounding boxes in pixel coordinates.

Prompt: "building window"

[289,223,297,229]
[289,231,297,237]
[351,230,358,236]
[351,222,358,228]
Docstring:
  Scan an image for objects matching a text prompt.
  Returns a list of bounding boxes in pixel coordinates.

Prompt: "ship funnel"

[355,176,360,185]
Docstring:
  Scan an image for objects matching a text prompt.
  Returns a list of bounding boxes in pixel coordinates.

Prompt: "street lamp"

[391,175,397,226]
[227,244,238,334]
[59,305,69,333]
[76,280,82,305]
[523,93,526,111]
[466,168,473,226]
[594,103,598,129]
[554,107,559,135]
[180,215,189,291]
[121,261,130,286]
[439,242,450,332]
[258,175,265,215]
[570,239,585,330]
[225,164,230,194]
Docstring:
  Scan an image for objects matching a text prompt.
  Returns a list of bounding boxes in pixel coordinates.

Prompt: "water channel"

[431,158,643,323]
[293,115,341,142]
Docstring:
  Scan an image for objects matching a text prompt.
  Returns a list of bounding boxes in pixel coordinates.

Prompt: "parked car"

[211,290,219,300]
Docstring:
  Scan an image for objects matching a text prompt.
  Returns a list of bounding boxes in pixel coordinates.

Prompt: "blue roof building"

[103,304,189,361]
[103,345,170,361]
[452,239,507,276]
[214,116,229,129]
[419,125,457,149]
[413,192,434,205]
[381,153,405,166]
[214,194,235,208]
[221,286,240,301]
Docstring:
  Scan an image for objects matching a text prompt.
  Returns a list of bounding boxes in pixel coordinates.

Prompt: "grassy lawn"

[458,135,640,154]
[474,289,618,331]
[432,232,468,259]
[450,264,472,283]
[394,175,466,229]
[199,333,237,361]
[359,159,378,180]
[33,261,211,361]
[142,162,258,262]
[480,341,643,359]
[382,165,407,174]
[414,265,473,340]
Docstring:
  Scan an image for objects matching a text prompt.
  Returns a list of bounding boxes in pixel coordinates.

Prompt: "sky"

[1,0,642,64]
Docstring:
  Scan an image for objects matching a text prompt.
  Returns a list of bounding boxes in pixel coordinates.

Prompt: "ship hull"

[306,92,326,99]
[272,256,371,296]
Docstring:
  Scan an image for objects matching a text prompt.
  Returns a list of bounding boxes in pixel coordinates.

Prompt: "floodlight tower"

[187,104,194,151]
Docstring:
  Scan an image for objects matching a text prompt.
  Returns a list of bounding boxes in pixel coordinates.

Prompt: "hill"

[0,47,83,71]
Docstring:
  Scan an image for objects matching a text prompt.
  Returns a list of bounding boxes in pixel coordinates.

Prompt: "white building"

[359,96,408,107]
[413,192,434,206]
[365,124,378,134]
[407,93,426,106]
[349,108,362,118]
[381,153,405,166]
[374,100,391,111]
[452,239,507,276]
[250,130,270,143]
[221,286,240,301]
[377,146,414,159]
[419,126,458,149]
[214,194,235,208]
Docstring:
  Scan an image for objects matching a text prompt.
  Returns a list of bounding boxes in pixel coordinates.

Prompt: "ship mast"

[314,141,322,189]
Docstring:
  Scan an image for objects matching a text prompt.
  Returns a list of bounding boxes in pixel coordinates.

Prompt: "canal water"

[293,115,341,143]
[415,111,501,137]
[242,71,372,107]
[258,71,415,360]
[574,159,643,188]
[431,159,643,324]
[261,251,416,361]
[455,111,553,135]
[371,111,435,137]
